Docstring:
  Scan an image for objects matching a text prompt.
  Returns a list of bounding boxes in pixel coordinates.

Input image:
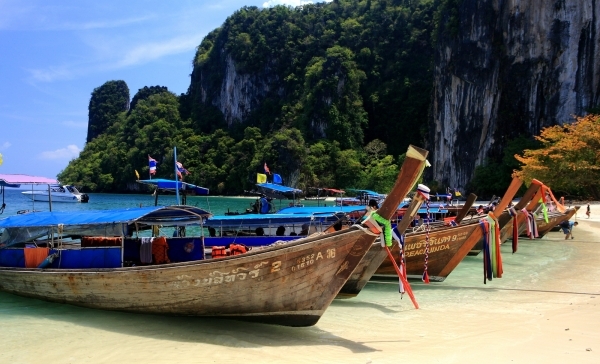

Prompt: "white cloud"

[62,121,87,129]
[59,15,153,31]
[27,65,76,83]
[27,33,204,83]
[262,0,331,8]
[113,35,205,68]
[1,142,10,150]
[40,144,81,160]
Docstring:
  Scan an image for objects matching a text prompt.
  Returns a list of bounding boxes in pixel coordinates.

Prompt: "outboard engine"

[80,194,90,203]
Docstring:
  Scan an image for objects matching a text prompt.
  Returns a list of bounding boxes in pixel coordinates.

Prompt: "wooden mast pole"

[174,147,180,206]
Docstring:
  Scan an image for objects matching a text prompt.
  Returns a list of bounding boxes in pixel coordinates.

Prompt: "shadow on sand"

[0,291,386,353]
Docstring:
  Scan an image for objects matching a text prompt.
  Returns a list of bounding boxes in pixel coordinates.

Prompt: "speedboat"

[22,185,89,203]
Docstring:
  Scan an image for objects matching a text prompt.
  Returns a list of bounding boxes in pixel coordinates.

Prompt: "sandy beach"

[1,211,599,363]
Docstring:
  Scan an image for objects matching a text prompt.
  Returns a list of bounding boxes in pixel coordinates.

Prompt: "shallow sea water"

[0,190,597,363]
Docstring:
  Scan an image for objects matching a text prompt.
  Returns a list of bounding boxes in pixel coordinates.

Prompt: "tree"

[86,80,129,143]
[515,114,600,198]
[468,135,540,198]
[129,86,169,113]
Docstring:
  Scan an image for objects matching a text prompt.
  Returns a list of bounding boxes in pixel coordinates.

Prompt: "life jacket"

[211,246,228,259]
[230,244,248,255]
[152,237,170,264]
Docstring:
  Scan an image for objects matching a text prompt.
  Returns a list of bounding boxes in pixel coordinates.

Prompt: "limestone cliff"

[432,0,600,188]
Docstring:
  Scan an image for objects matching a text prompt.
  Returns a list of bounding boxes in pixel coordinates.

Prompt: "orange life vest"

[211,246,228,258]
[229,244,248,255]
[152,237,170,264]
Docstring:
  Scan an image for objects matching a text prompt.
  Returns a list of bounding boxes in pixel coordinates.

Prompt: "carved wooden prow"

[377,145,429,221]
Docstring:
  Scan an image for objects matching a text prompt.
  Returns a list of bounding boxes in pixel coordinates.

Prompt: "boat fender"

[211,246,228,259]
[37,253,59,269]
[230,243,248,255]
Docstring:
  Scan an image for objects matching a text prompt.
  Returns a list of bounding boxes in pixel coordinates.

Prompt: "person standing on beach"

[586,204,591,218]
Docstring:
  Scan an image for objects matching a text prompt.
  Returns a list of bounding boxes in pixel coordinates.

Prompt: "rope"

[412,224,425,233]
[422,196,431,283]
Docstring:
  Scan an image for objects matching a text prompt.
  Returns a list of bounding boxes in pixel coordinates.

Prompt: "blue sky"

[0,0,328,179]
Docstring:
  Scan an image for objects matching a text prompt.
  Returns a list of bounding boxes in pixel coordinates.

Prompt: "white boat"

[22,185,89,203]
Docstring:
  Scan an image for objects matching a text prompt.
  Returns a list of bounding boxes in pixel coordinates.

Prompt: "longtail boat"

[339,192,481,297]
[0,146,428,326]
[517,181,580,239]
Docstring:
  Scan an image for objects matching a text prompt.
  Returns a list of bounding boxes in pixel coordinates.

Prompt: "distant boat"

[305,187,344,202]
[336,189,386,206]
[22,185,89,203]
[304,196,326,201]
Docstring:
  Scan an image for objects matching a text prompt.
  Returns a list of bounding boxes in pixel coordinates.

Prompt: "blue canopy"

[256,183,302,199]
[138,179,209,195]
[0,205,212,229]
[277,205,447,215]
[346,189,385,196]
[0,206,212,247]
[205,212,342,228]
[277,206,365,215]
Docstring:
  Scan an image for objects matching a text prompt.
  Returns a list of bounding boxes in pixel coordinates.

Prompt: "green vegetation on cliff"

[188,0,437,156]
[60,0,451,194]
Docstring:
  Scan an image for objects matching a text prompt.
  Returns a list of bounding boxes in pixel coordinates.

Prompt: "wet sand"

[1,215,599,363]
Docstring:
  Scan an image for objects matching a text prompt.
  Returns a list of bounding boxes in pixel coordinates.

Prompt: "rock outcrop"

[192,54,281,126]
[431,0,600,188]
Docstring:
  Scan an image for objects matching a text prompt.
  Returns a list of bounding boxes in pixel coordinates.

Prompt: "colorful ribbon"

[422,197,431,283]
[509,207,518,253]
[523,208,538,239]
[480,215,503,284]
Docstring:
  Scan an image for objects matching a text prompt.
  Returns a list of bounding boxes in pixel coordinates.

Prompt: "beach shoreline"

[0,216,599,363]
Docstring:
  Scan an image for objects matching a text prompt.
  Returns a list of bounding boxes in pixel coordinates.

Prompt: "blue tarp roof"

[256,183,302,194]
[205,213,341,228]
[0,205,211,229]
[276,206,365,215]
[137,179,209,195]
[346,189,385,196]
[277,205,448,215]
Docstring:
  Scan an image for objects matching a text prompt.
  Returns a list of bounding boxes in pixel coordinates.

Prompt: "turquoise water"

[0,188,329,217]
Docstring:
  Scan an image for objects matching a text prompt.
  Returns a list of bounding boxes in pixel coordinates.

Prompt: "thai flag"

[176,161,190,178]
[264,162,270,175]
[148,155,157,175]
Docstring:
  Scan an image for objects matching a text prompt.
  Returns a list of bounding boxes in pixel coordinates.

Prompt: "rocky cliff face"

[193,54,281,126]
[431,0,600,188]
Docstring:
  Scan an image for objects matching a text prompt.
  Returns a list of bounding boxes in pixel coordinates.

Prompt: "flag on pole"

[148,155,157,175]
[257,173,267,183]
[264,162,271,175]
[176,161,190,179]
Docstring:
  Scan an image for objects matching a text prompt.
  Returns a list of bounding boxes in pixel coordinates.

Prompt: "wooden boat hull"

[530,207,578,238]
[339,221,483,297]
[0,226,376,327]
